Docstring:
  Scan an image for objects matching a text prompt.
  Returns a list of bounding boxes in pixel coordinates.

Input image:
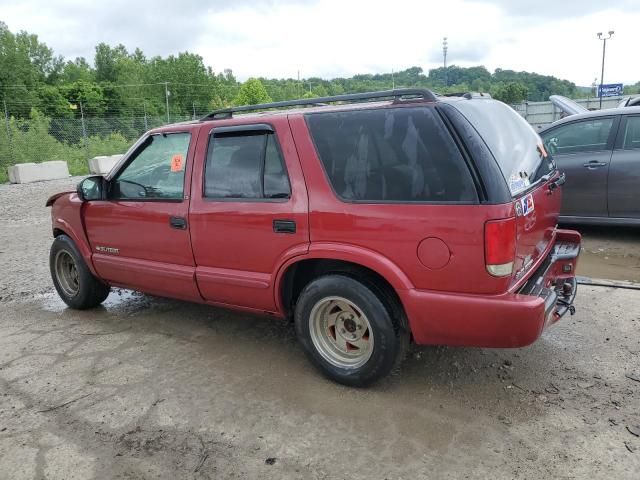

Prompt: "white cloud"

[1,0,638,86]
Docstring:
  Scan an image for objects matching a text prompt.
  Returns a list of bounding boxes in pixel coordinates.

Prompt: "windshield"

[452,99,555,196]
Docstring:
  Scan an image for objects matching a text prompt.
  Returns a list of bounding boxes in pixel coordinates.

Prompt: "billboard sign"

[598,83,624,97]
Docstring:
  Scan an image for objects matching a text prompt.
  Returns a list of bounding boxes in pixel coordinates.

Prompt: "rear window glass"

[306,107,478,203]
[452,100,554,196]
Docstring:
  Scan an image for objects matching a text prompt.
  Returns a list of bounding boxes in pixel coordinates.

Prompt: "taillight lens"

[485,217,517,277]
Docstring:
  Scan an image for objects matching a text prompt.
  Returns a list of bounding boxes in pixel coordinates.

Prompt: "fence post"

[3,99,14,162]
[164,82,170,124]
[79,101,89,159]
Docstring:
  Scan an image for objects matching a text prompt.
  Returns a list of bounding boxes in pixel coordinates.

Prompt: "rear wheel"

[295,274,407,387]
[50,235,110,309]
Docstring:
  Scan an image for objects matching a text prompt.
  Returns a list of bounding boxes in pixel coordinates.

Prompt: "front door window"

[542,118,614,155]
[112,132,191,200]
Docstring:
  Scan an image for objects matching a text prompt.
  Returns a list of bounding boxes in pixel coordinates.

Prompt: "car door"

[541,116,618,217]
[189,119,310,313]
[608,115,640,218]
[83,128,202,301]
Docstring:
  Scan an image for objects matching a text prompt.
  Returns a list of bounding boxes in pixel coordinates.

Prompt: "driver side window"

[112,132,191,200]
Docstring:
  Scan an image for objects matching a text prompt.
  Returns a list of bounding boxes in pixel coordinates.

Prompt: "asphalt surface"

[0,178,639,479]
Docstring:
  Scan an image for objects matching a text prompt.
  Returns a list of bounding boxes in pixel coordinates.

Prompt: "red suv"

[47,89,581,386]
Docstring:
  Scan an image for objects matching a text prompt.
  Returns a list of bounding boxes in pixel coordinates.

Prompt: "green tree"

[36,85,74,118]
[624,82,640,95]
[0,22,50,115]
[60,81,106,115]
[60,57,94,84]
[234,78,272,105]
[492,82,529,104]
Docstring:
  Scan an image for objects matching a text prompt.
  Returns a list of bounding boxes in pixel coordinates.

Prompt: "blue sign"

[598,83,624,97]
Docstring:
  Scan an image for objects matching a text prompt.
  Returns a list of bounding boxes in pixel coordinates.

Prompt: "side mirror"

[77,176,105,202]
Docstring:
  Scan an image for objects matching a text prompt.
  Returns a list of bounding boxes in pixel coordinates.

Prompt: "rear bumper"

[400,229,581,348]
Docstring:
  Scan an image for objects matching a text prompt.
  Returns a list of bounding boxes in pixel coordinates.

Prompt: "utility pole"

[192,101,196,120]
[391,69,395,89]
[597,31,614,109]
[297,70,301,98]
[443,37,448,87]
[143,101,148,131]
[164,82,170,123]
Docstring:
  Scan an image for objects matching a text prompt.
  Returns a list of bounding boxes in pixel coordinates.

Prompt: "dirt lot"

[0,178,639,479]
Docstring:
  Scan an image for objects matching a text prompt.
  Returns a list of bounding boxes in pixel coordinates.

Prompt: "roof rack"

[201,88,438,120]
[442,92,492,99]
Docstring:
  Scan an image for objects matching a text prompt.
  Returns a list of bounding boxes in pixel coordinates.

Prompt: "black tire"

[294,274,407,387]
[50,234,110,309]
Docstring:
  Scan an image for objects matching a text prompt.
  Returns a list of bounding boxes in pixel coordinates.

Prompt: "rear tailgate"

[511,174,563,286]
[449,99,564,286]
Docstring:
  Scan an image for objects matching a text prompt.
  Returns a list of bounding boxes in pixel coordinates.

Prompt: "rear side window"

[204,131,290,199]
[542,118,614,155]
[622,116,640,150]
[306,107,477,203]
[453,100,554,196]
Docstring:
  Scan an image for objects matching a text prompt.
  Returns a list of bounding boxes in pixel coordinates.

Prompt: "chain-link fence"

[0,99,211,183]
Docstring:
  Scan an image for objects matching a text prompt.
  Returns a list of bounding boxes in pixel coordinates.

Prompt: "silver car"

[539,106,640,225]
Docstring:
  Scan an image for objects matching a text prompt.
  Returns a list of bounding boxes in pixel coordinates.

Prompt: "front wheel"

[295,275,407,387]
[50,234,110,309]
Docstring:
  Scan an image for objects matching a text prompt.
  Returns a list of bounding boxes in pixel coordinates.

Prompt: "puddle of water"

[572,225,640,283]
[577,249,640,283]
[37,289,149,313]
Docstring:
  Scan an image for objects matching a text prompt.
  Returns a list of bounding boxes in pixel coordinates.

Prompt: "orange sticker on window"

[170,154,184,172]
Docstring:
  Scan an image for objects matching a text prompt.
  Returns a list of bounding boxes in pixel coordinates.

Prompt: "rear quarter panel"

[288,114,515,295]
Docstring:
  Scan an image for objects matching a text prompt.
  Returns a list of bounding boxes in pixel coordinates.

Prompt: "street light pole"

[443,37,448,87]
[597,31,614,109]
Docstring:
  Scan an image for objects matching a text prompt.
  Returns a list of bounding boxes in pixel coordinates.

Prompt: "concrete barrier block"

[88,155,122,175]
[8,161,70,184]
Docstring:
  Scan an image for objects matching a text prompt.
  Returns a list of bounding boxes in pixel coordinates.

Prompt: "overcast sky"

[1,0,639,86]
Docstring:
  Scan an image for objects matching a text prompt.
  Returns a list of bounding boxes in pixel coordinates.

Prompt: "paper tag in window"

[509,173,530,193]
[171,154,184,172]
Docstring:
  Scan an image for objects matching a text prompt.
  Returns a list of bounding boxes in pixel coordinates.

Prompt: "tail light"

[485,217,517,277]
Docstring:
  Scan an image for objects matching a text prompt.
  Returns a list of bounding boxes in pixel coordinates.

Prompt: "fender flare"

[272,242,414,314]
[52,218,99,277]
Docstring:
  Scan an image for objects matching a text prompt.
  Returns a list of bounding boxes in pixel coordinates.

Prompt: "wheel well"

[280,259,409,332]
[53,228,65,237]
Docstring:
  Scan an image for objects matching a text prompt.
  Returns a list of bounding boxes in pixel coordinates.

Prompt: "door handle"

[169,216,187,230]
[582,161,607,169]
[273,219,296,234]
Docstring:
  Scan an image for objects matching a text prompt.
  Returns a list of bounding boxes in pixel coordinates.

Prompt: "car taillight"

[485,217,517,277]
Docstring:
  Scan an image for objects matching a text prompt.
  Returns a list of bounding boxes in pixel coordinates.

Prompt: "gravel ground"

[0,178,639,479]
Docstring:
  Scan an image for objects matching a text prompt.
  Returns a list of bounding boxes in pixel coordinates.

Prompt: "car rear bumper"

[399,229,581,348]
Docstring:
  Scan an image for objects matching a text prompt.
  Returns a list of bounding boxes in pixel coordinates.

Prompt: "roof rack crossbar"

[201,88,437,120]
